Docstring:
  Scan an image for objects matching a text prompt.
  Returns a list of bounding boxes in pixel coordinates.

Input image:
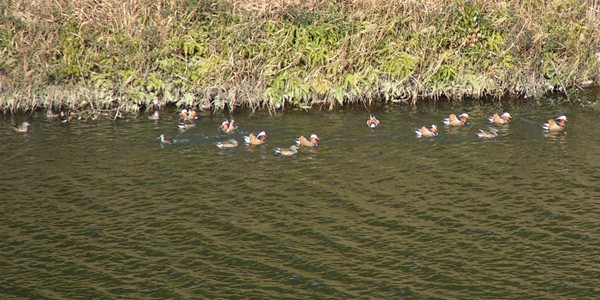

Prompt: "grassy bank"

[1,0,599,114]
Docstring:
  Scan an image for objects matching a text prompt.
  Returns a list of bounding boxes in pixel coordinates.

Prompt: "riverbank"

[1,0,599,115]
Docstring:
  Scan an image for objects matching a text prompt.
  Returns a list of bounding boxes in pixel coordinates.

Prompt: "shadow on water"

[1,97,599,299]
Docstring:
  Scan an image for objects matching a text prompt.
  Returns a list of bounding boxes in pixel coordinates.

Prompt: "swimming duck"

[178,109,188,121]
[220,120,229,132]
[216,138,239,148]
[13,121,31,133]
[220,119,238,134]
[187,109,198,121]
[178,120,196,129]
[415,124,438,137]
[443,113,470,127]
[158,134,174,144]
[367,115,380,128]
[244,131,267,145]
[274,145,298,156]
[178,108,198,129]
[46,109,59,119]
[60,111,74,124]
[488,112,512,125]
[477,127,499,138]
[542,115,568,132]
[296,134,320,147]
[148,111,160,120]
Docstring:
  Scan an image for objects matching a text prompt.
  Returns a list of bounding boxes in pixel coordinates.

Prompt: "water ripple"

[1,106,599,299]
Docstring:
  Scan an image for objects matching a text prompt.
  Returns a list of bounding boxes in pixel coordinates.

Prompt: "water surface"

[1,98,599,299]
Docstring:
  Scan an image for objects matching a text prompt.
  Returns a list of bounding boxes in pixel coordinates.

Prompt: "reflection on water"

[1,98,599,299]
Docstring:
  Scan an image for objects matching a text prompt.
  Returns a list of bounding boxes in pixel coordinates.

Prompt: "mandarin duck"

[415,124,438,137]
[178,120,196,129]
[220,119,238,134]
[488,112,512,125]
[542,115,568,132]
[178,109,188,122]
[244,131,267,145]
[187,109,198,121]
[443,113,470,127]
[60,111,74,124]
[296,134,319,147]
[367,115,380,128]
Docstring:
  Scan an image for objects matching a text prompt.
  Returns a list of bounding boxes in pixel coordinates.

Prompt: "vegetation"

[0,0,599,115]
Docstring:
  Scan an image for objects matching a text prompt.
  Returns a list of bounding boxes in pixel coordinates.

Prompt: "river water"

[1,95,599,299]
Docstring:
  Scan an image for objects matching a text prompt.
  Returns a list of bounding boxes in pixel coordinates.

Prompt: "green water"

[1,98,599,299]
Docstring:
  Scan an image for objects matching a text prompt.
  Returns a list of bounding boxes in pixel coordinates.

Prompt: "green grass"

[0,0,598,115]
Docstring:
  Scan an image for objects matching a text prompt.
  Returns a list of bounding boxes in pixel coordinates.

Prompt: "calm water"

[1,97,599,299]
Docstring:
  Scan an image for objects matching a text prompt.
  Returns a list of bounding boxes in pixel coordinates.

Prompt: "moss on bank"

[0,0,599,114]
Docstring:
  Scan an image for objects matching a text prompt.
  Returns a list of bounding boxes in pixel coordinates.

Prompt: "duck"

[274,145,298,156]
[220,120,229,131]
[178,108,198,129]
[178,119,196,129]
[60,111,74,124]
[187,109,198,121]
[178,108,188,122]
[296,134,320,147]
[415,124,438,137]
[367,115,380,128]
[216,138,239,148]
[542,115,568,132]
[46,109,59,119]
[244,131,267,145]
[443,113,470,127]
[13,121,31,133]
[148,111,160,120]
[477,127,499,138]
[158,134,174,144]
[220,119,238,134]
[488,112,512,125]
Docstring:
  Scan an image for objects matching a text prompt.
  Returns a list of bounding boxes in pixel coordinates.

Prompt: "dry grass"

[1,0,598,114]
